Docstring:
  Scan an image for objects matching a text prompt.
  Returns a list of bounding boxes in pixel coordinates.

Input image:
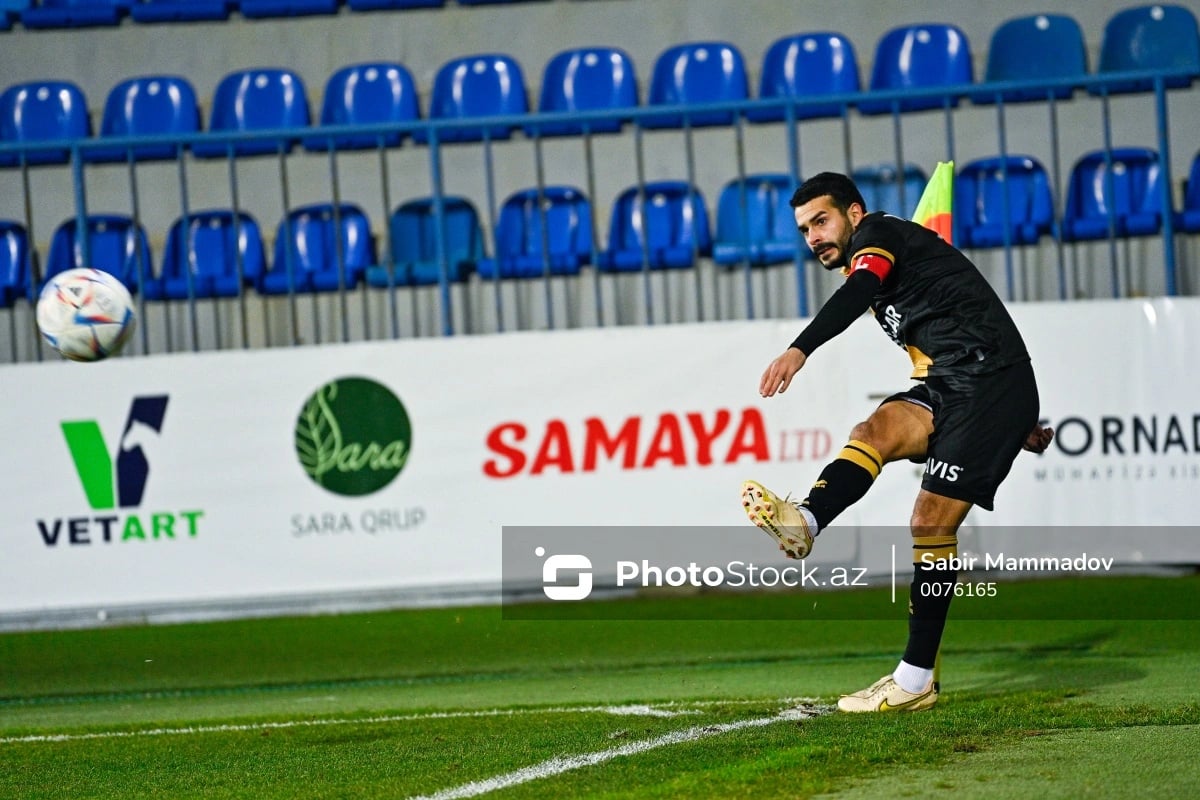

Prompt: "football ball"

[36,268,137,362]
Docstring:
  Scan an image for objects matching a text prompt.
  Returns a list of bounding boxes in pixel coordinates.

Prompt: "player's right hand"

[759,348,807,397]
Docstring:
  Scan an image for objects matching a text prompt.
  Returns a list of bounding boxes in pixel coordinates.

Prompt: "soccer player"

[741,172,1053,713]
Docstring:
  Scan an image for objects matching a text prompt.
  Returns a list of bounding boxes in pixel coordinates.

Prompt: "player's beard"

[816,241,849,271]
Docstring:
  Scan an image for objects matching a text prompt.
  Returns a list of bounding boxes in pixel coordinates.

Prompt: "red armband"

[849,251,892,281]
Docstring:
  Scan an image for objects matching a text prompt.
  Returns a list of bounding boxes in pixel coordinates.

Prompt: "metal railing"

[0,66,1196,363]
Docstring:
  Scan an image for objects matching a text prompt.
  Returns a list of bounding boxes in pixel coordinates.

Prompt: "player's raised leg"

[742,395,933,559]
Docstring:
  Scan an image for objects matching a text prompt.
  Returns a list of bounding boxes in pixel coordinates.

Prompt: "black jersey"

[847,212,1029,379]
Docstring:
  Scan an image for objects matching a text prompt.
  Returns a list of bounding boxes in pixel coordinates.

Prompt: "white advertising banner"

[2,297,1198,617]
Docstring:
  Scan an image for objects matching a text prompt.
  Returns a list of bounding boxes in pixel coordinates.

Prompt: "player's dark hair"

[790,172,868,214]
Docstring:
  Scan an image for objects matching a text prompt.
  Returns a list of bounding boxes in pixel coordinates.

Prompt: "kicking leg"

[801,399,933,530]
[742,397,932,558]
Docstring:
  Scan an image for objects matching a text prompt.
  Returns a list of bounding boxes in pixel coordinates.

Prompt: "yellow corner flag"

[912,161,954,245]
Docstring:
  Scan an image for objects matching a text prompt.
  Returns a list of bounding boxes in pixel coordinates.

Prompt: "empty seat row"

[2,5,1199,164]
[4,148,1198,309]
[1,0,540,30]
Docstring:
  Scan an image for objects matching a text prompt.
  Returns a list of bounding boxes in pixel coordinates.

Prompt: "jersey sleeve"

[789,269,881,356]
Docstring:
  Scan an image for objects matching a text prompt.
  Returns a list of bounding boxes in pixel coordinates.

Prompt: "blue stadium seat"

[713,174,803,266]
[1094,4,1200,93]
[43,215,152,294]
[305,62,420,150]
[262,203,375,294]
[532,47,638,136]
[0,81,90,167]
[976,14,1088,103]
[0,1,31,30]
[21,0,129,28]
[131,0,235,22]
[413,54,527,144]
[1176,151,1200,233]
[859,23,973,114]
[347,0,443,9]
[0,221,30,307]
[193,68,311,158]
[478,186,592,279]
[599,182,712,272]
[642,41,749,128]
[851,163,927,218]
[954,156,1055,248]
[366,196,483,287]
[143,211,265,300]
[747,32,860,123]
[1061,148,1165,241]
[88,75,200,162]
[239,0,338,18]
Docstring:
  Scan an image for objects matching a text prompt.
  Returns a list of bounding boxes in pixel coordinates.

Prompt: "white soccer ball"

[36,268,137,362]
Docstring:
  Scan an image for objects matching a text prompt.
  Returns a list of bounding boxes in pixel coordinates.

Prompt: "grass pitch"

[2,576,1198,799]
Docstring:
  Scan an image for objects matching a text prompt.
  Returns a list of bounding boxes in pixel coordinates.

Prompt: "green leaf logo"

[296,382,342,486]
[294,377,412,496]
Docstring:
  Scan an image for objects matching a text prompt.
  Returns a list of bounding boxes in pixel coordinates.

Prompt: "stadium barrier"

[3,296,1199,627]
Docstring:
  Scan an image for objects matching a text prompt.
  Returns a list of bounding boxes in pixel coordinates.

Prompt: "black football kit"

[788,212,1039,509]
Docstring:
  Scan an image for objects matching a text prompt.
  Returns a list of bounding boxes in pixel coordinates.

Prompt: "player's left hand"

[1022,424,1054,454]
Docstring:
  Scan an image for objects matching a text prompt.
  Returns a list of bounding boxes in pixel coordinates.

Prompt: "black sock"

[903,535,959,669]
[802,439,883,530]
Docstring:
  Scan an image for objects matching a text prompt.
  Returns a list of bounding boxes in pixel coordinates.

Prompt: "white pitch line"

[0,703,713,745]
[406,707,829,800]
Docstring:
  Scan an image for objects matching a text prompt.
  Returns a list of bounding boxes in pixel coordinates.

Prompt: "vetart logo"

[295,377,412,496]
[38,395,205,547]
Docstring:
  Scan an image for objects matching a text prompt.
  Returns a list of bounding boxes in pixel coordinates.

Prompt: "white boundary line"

[406,707,829,800]
[0,698,822,745]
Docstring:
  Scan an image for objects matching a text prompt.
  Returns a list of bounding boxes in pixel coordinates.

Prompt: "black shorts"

[880,360,1039,510]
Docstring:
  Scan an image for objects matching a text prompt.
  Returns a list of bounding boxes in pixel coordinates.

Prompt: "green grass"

[2,576,1199,798]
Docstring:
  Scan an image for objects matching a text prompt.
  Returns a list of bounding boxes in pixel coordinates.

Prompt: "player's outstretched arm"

[759,347,807,397]
[1023,424,1054,453]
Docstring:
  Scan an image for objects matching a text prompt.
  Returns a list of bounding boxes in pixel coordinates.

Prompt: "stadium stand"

[746,32,860,123]
[532,47,638,136]
[1094,3,1200,93]
[142,210,265,300]
[977,13,1088,102]
[954,156,1056,248]
[129,0,235,22]
[89,75,200,162]
[712,174,802,267]
[261,203,375,294]
[0,80,90,166]
[850,163,928,218]
[599,182,712,272]
[641,41,749,128]
[366,196,483,287]
[192,68,311,158]
[20,0,129,29]
[1061,147,1165,241]
[415,53,528,143]
[0,220,30,307]
[304,62,420,150]
[477,186,593,278]
[859,23,973,114]
[43,214,153,293]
